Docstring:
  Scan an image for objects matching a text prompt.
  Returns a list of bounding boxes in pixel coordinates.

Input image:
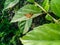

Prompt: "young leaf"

[45,14,53,21]
[20,23,60,45]
[3,0,19,10]
[27,0,34,3]
[23,19,32,34]
[18,19,32,34]
[42,0,49,11]
[18,21,26,34]
[11,4,41,23]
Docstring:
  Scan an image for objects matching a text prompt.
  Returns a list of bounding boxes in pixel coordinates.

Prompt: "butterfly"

[25,13,33,18]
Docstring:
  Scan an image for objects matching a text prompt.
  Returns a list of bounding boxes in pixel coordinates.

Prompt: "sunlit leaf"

[3,0,19,10]
[20,23,60,45]
[51,0,60,17]
[45,14,53,21]
[23,19,32,34]
[11,4,41,23]
[18,19,32,34]
[42,0,49,11]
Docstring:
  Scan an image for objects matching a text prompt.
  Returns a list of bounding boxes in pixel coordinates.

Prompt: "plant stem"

[34,2,58,23]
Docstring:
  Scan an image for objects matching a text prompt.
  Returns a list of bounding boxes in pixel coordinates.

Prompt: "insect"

[25,13,33,18]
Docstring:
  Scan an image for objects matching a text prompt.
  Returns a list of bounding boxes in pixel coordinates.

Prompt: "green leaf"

[18,19,32,34]
[0,32,5,37]
[42,0,49,11]
[10,36,16,45]
[3,0,19,10]
[27,0,34,3]
[20,23,60,45]
[11,4,41,23]
[18,21,26,35]
[51,0,60,17]
[23,19,32,34]
[45,14,53,21]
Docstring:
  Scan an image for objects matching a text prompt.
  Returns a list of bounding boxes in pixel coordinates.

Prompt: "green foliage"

[51,0,60,17]
[0,0,60,45]
[23,19,32,34]
[21,23,60,45]
[45,14,53,21]
[3,0,19,10]
[42,0,49,11]
[11,4,41,23]
[18,19,32,34]
[27,0,34,3]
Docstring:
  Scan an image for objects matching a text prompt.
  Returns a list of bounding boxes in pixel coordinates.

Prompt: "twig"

[34,2,58,23]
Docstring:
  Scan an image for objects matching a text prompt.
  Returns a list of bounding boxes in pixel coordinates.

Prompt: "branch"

[34,2,58,23]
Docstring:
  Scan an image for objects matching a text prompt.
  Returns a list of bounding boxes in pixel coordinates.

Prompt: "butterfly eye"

[25,13,33,18]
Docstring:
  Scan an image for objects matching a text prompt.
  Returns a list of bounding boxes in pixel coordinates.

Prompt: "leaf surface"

[11,4,41,23]
[51,0,60,17]
[4,0,19,10]
[21,23,60,45]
